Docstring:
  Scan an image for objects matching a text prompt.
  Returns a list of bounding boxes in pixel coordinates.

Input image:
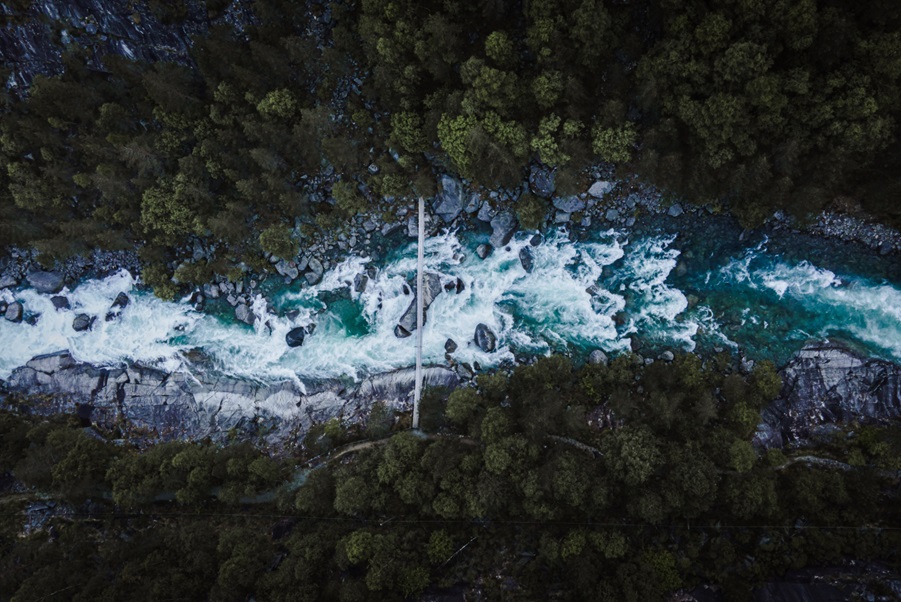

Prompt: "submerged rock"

[474,323,497,353]
[26,271,64,294]
[285,327,306,348]
[72,314,94,332]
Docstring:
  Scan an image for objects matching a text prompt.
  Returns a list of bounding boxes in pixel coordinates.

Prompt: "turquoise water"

[2,218,901,384]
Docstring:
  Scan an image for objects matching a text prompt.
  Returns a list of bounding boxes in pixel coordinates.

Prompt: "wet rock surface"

[474,323,497,353]
[756,343,901,448]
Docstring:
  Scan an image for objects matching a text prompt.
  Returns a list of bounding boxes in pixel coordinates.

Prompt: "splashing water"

[2,227,901,381]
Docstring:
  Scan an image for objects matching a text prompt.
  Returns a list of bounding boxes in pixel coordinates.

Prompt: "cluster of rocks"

[1,269,132,330]
[772,209,901,256]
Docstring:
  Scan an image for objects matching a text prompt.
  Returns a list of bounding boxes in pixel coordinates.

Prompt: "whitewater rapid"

[2,228,901,381]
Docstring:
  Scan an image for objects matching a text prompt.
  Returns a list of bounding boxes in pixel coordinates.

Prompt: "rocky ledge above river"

[756,343,901,448]
[0,351,458,449]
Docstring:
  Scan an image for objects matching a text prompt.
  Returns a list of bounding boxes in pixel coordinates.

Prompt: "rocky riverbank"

[755,342,901,448]
[0,350,458,449]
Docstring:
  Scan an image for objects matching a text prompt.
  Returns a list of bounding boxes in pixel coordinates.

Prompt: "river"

[2,215,901,383]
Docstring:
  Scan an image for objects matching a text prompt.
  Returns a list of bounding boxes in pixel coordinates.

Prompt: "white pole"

[412,196,425,430]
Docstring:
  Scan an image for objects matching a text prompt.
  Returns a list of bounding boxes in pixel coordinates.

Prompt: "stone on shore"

[285,327,306,347]
[0,274,18,289]
[667,203,684,217]
[26,270,65,294]
[529,164,556,198]
[489,212,518,248]
[433,175,463,223]
[474,323,497,353]
[588,180,614,198]
[553,196,585,213]
[588,349,608,366]
[305,258,324,285]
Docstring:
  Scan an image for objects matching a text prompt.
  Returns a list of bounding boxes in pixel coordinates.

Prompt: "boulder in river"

[51,296,70,310]
[4,301,23,322]
[26,270,64,294]
[445,338,458,353]
[235,303,255,326]
[476,244,492,260]
[285,327,306,347]
[474,323,497,353]
[433,174,463,223]
[0,274,19,289]
[72,314,95,332]
[353,273,369,293]
[112,292,130,309]
[395,273,443,337]
[519,247,534,273]
[489,212,518,248]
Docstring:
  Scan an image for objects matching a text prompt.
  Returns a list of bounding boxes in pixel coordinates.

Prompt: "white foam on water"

[614,235,698,349]
[0,270,198,378]
[754,261,901,359]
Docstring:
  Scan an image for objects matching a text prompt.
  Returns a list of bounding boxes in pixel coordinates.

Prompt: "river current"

[2,217,901,382]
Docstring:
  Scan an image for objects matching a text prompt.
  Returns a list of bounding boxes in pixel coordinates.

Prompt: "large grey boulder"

[553,196,586,213]
[305,258,324,285]
[529,164,556,198]
[4,301,23,322]
[72,314,95,332]
[433,175,463,223]
[474,323,497,353]
[489,212,518,248]
[588,349,608,366]
[0,274,18,289]
[26,271,64,294]
[285,327,306,347]
[395,272,443,338]
[756,343,901,448]
[588,181,613,198]
[235,303,255,326]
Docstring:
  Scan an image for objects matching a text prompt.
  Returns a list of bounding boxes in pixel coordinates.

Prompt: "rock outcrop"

[433,175,463,223]
[2,350,462,446]
[489,212,518,248]
[25,271,64,294]
[756,343,901,448]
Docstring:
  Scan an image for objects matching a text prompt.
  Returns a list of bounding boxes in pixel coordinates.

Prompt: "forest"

[1,354,900,600]
[2,0,901,298]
